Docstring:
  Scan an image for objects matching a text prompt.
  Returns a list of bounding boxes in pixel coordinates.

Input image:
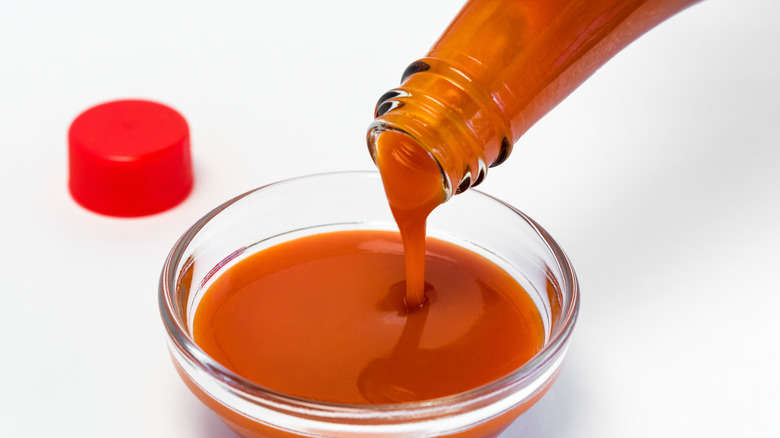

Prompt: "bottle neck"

[367,57,508,199]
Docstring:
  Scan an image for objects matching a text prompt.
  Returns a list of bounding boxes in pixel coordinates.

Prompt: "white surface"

[1,1,778,437]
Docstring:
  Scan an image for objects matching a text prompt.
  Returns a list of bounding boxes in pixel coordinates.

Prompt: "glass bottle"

[367,0,700,199]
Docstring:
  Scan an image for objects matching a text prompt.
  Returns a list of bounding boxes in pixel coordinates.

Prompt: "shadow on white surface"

[193,404,240,438]
[502,362,582,438]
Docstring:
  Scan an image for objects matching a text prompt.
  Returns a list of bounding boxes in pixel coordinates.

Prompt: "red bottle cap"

[68,99,193,217]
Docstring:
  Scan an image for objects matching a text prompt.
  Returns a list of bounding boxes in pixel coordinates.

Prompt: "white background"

[1,0,778,437]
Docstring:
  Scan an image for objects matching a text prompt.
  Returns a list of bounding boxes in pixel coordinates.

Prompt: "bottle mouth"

[368,79,501,198]
[158,171,579,434]
[367,122,455,201]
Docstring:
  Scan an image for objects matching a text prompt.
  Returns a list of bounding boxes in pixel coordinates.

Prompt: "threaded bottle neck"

[367,58,513,200]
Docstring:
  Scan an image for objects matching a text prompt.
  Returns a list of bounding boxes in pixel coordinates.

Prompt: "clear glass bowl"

[159,171,579,438]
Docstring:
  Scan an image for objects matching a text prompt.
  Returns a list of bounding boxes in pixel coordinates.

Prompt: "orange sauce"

[193,230,544,404]
[374,131,445,308]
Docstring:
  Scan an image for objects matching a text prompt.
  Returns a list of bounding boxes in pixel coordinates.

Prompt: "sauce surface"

[193,230,544,404]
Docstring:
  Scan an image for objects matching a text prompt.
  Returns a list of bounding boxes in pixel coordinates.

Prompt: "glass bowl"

[159,171,579,438]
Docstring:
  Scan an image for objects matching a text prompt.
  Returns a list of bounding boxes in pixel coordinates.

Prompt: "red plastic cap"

[68,99,193,217]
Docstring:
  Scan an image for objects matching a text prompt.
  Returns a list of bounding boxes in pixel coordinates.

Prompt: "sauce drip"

[374,131,446,308]
[193,230,544,404]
